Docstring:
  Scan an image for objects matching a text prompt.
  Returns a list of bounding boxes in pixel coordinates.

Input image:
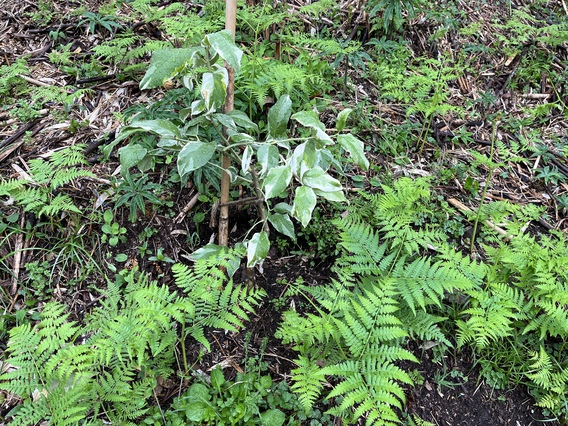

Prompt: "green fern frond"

[290,355,327,412]
[323,356,414,425]
[395,257,472,314]
[172,257,266,351]
[334,216,390,276]
[457,295,518,349]
[398,308,452,348]
[275,310,337,349]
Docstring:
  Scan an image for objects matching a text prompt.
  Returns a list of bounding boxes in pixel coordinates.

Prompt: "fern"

[1,253,266,424]
[0,303,93,426]
[172,260,266,351]
[278,179,482,423]
[0,145,94,218]
[238,56,329,110]
[290,355,327,412]
[525,346,568,413]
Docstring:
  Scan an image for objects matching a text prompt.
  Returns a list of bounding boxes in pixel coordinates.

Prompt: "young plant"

[79,11,123,35]
[367,0,425,34]
[113,171,164,222]
[107,30,369,266]
[101,210,127,246]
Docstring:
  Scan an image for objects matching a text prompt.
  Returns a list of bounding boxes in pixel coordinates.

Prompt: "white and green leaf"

[245,231,270,267]
[291,110,332,143]
[140,47,200,90]
[205,30,243,73]
[337,134,369,170]
[301,166,343,192]
[257,144,279,177]
[263,165,292,200]
[241,145,254,174]
[268,213,296,240]
[292,186,317,227]
[177,142,217,179]
[268,95,292,138]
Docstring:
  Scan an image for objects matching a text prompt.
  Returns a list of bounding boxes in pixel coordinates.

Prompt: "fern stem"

[470,120,500,254]
[180,321,189,376]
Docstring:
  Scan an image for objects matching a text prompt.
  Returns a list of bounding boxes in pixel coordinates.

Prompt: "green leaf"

[273,202,292,215]
[185,403,207,422]
[268,95,292,138]
[246,231,270,267]
[291,111,332,143]
[301,167,343,192]
[103,209,113,223]
[177,142,216,179]
[335,108,352,132]
[140,47,200,90]
[263,165,292,200]
[227,110,258,133]
[337,134,369,170]
[212,112,236,130]
[206,30,243,73]
[257,144,279,177]
[227,131,255,144]
[210,367,225,390]
[118,144,147,170]
[260,409,286,426]
[292,186,317,227]
[268,213,296,240]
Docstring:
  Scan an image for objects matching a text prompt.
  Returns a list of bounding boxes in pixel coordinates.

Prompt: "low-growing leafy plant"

[367,0,425,34]
[113,171,164,222]
[101,209,127,246]
[79,11,123,35]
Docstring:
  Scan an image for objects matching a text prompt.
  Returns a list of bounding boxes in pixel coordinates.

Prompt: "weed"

[27,0,57,25]
[79,11,123,35]
[101,210,127,246]
[368,0,425,34]
[148,248,175,264]
[113,172,164,222]
[535,165,566,186]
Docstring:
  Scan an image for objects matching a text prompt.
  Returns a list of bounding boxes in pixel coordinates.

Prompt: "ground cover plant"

[0,0,567,425]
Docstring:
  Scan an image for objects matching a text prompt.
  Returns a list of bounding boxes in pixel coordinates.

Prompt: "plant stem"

[180,321,189,375]
[470,120,500,254]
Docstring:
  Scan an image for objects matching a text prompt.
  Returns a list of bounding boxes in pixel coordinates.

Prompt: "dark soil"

[406,343,545,426]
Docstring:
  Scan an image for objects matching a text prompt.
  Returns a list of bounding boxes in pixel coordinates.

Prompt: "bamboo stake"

[218,0,237,248]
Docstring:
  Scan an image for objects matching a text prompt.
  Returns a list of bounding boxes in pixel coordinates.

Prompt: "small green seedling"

[101,210,127,246]
[148,248,175,263]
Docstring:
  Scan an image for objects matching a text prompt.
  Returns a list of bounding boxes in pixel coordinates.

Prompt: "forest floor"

[1,0,567,425]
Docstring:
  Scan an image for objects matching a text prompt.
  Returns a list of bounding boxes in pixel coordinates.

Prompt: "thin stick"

[447,198,512,240]
[10,210,26,295]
